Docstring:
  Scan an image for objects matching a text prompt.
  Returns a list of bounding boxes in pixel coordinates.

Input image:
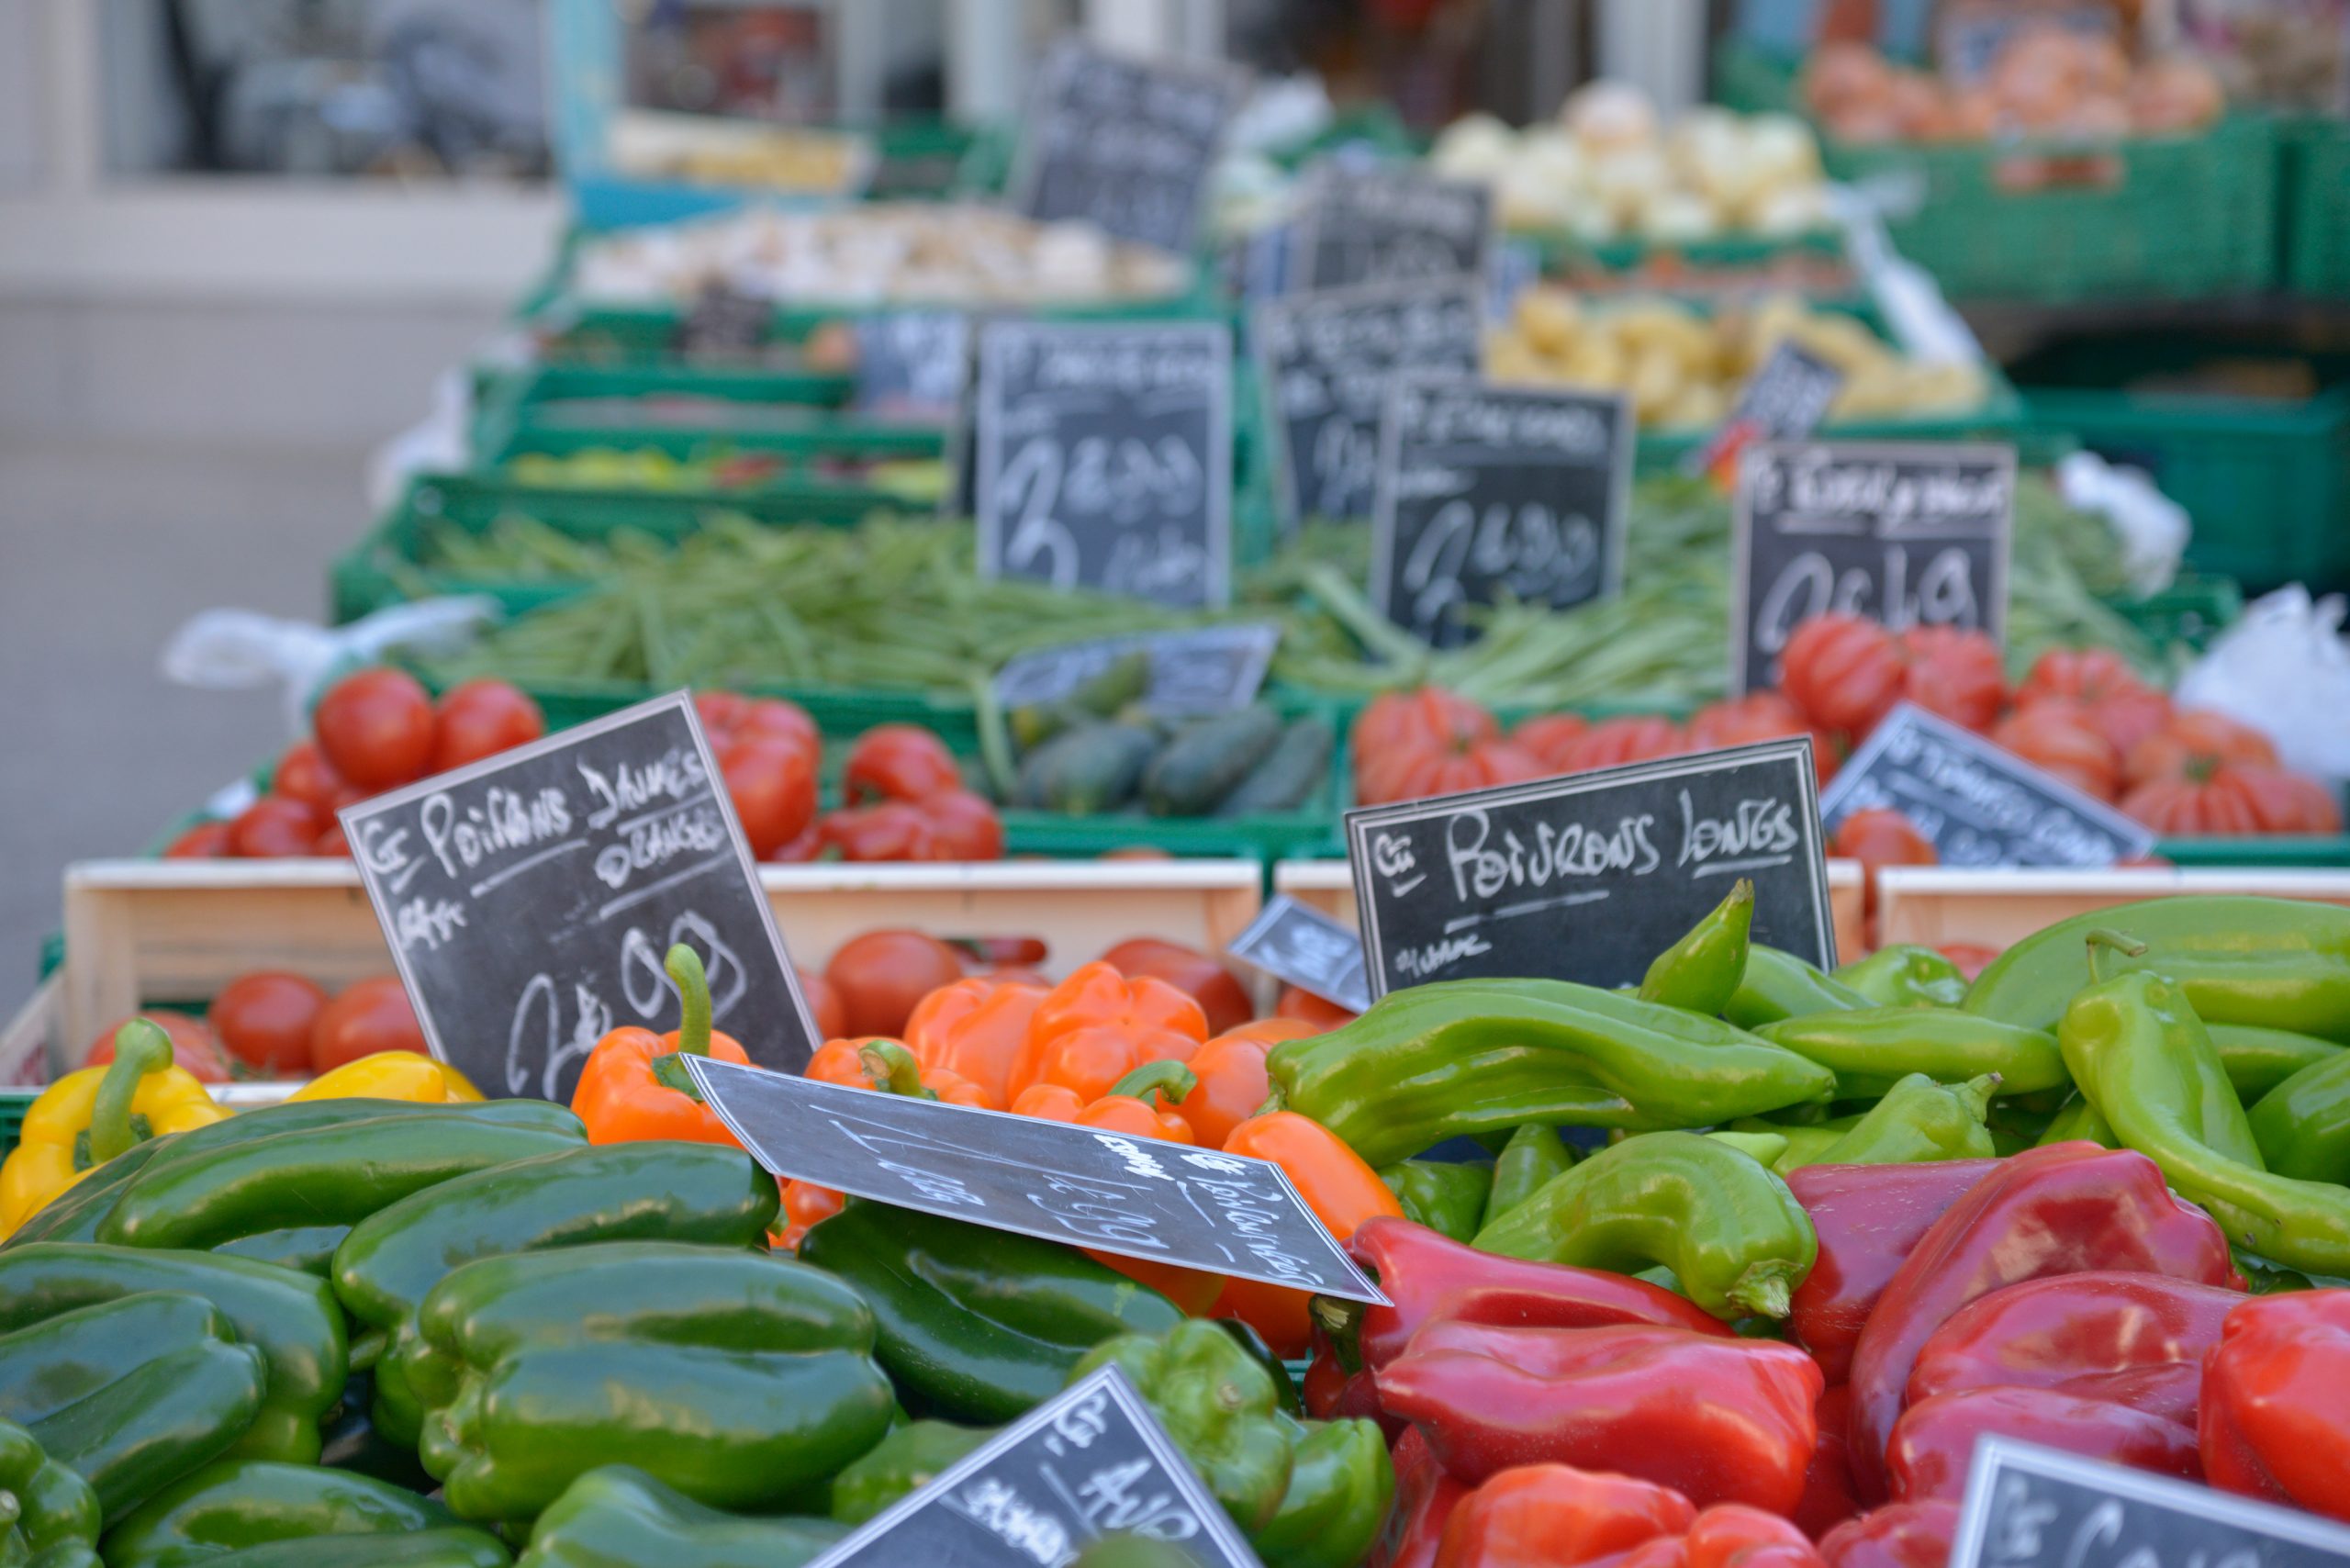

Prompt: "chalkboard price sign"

[853,311,971,419]
[675,284,772,357]
[1731,441,2016,692]
[1013,39,1248,255]
[1685,342,1846,477]
[1254,279,1484,529]
[810,1364,1261,1568]
[1372,376,1633,648]
[975,319,1234,609]
[1290,167,1494,292]
[1345,738,1835,999]
[1821,702,2155,868]
[1950,1439,2350,1568]
[1226,895,1372,1014]
[341,693,818,1102]
[688,1056,1388,1304]
[995,624,1281,716]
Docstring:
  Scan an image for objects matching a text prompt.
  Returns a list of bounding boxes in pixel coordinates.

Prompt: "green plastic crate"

[1712,39,1807,117]
[2281,116,2350,300]
[0,1092,29,1158]
[470,363,860,455]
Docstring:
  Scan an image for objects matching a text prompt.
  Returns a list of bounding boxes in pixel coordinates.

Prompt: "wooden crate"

[1270,860,1870,968]
[1876,868,2350,953]
[32,858,1263,1078]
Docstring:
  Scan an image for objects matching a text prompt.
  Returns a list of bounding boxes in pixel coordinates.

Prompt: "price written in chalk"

[1731,441,2016,692]
[1345,738,1836,998]
[1013,39,1248,255]
[1290,167,1494,292]
[341,693,817,1101]
[1226,895,1372,1014]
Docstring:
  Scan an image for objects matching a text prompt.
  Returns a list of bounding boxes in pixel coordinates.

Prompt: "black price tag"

[1730,441,2016,693]
[1345,738,1835,1000]
[1372,376,1632,648]
[1950,1439,2350,1568]
[1290,167,1494,292]
[687,1056,1387,1304]
[995,624,1281,717]
[1684,342,1847,478]
[1253,279,1484,529]
[974,319,1234,610]
[810,1364,1261,1568]
[675,284,773,357]
[1821,702,2155,868]
[1013,39,1248,255]
[341,693,818,1101]
[854,311,971,420]
[1225,895,1371,1014]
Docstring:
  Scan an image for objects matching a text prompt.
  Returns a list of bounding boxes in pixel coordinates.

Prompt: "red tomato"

[1689,692,1841,783]
[824,930,967,1038]
[1276,985,1360,1030]
[162,822,234,859]
[312,821,352,857]
[1100,938,1254,1036]
[85,1010,234,1081]
[310,977,429,1072]
[844,725,964,805]
[312,668,437,791]
[1512,713,1589,772]
[1832,807,1939,871]
[229,797,323,858]
[208,971,327,1074]
[1353,689,1542,805]
[1558,716,1687,773]
[719,735,818,859]
[2087,686,2176,759]
[798,968,848,1039]
[273,742,346,812]
[2014,647,2146,710]
[1781,614,1903,733]
[1896,625,2007,733]
[2121,764,2341,837]
[819,802,938,863]
[2122,709,2281,790]
[1991,701,2121,801]
[767,824,825,864]
[694,691,753,737]
[738,698,818,750]
[431,679,545,773]
[923,789,1007,861]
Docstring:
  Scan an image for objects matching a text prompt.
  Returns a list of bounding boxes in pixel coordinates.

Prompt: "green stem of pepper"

[650,945,714,1101]
[85,1018,173,1168]
[860,1040,937,1100]
[1105,1061,1197,1108]
[2083,929,2150,985]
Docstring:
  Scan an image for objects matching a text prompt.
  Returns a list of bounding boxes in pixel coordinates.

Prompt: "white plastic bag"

[2175,587,2350,782]
[160,598,501,736]
[2056,451,2189,599]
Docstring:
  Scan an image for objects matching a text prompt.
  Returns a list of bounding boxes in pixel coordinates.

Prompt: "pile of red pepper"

[1297,1144,2350,1567]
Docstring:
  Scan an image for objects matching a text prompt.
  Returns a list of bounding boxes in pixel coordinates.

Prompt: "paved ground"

[0,438,372,1001]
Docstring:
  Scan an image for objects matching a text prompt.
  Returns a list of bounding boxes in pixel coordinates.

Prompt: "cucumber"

[1009,650,1152,751]
[1216,716,1335,815]
[1143,707,1285,818]
[1015,722,1160,814]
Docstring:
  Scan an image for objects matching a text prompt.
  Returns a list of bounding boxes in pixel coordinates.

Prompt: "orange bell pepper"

[1010,1060,1199,1142]
[1009,961,1207,1097]
[1213,1110,1405,1355]
[804,1036,879,1088]
[1183,1024,1312,1150]
[1013,1022,1201,1105]
[776,1178,845,1251]
[569,946,751,1146]
[857,1038,992,1109]
[904,975,1046,1106]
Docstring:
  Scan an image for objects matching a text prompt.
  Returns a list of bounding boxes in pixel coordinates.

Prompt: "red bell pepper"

[1378,1321,1822,1512]
[1886,1385,2199,1502]
[1326,1216,1733,1375]
[2199,1289,2350,1523]
[1793,1386,1860,1540]
[1378,1426,1472,1568]
[1817,1502,1958,1568]
[1908,1271,2244,1430]
[1586,1506,1828,1568]
[1844,1142,2239,1500]
[1432,1463,1695,1568]
[1786,1160,1997,1383]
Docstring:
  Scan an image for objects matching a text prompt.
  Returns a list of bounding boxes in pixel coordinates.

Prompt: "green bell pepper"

[1253,1415,1393,1568]
[101,1460,467,1568]
[0,1294,229,1428]
[1834,946,1970,1009]
[1070,1542,1198,1568]
[212,1226,348,1277]
[828,1420,993,1525]
[1637,879,1752,1015]
[1722,946,1872,1029]
[0,1417,99,1568]
[1756,1008,2067,1100]
[173,1530,511,1568]
[1377,1160,1490,1242]
[1798,1073,1998,1169]
[98,1110,584,1252]
[516,1467,847,1568]
[1486,1124,1577,1226]
[800,1199,1185,1425]
[334,1140,780,1446]
[415,1241,893,1528]
[32,1334,263,1524]
[0,1244,347,1466]
[1265,980,1835,1168]
[1070,1320,1294,1536]
[1471,1130,1818,1321]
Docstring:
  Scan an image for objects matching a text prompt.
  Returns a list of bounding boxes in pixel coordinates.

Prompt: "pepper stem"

[87,1019,173,1167]
[1106,1061,1197,1107]
[1954,1073,2002,1120]
[2083,929,2150,984]
[859,1040,936,1101]
[1308,1294,1369,1374]
[666,945,712,1058]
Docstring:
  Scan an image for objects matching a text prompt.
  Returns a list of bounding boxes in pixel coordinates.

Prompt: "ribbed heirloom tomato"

[843,724,963,804]
[1688,692,1840,781]
[1780,617,2006,736]
[2122,710,2278,790]
[1559,716,1688,773]
[1991,702,2121,801]
[1353,689,1544,805]
[2012,647,2145,710]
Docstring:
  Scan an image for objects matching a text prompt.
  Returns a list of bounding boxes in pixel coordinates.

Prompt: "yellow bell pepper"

[0,1018,229,1238]
[285,1051,483,1105]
